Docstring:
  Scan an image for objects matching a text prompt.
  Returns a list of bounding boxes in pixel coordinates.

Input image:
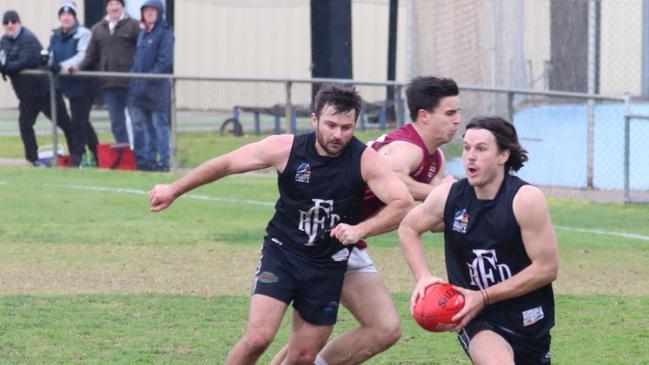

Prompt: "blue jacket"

[0,27,49,99]
[48,23,96,98]
[129,0,174,112]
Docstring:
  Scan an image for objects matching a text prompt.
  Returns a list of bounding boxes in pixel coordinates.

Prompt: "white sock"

[314,354,329,365]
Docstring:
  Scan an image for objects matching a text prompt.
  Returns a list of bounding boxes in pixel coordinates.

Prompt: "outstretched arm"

[149,134,293,212]
[398,181,452,309]
[451,185,559,329]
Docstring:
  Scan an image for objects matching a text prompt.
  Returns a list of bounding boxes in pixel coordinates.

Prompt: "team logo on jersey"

[298,199,340,246]
[467,249,512,289]
[452,209,470,233]
[295,162,311,183]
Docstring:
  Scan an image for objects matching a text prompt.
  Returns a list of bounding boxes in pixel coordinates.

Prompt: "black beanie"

[105,0,125,7]
[2,10,20,24]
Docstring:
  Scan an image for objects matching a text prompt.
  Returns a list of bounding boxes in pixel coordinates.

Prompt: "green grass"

[1,167,648,363]
[0,129,462,168]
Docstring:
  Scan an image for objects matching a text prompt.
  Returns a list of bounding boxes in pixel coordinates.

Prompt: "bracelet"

[480,288,491,306]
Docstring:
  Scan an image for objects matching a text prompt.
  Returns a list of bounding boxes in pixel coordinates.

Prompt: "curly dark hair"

[406,76,459,121]
[313,84,362,122]
[465,116,528,172]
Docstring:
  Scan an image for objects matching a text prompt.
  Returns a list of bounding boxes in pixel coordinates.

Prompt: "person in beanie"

[0,10,79,166]
[49,0,100,164]
[70,0,139,145]
[128,0,174,171]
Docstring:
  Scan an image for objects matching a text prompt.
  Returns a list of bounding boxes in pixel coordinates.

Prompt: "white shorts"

[346,247,378,274]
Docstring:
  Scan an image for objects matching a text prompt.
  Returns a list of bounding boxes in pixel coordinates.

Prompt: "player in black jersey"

[399,116,558,365]
[149,84,414,365]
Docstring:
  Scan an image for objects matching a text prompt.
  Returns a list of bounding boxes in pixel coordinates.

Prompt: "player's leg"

[283,310,335,365]
[318,248,401,365]
[458,327,514,365]
[318,272,401,364]
[231,241,295,364]
[225,294,288,365]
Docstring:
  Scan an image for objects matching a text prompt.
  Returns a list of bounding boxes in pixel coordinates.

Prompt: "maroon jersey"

[357,123,442,249]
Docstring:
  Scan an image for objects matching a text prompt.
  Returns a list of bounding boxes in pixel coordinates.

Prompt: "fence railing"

[11,69,644,201]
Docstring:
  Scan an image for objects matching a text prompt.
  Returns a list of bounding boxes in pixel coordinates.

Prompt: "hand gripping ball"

[412,283,465,332]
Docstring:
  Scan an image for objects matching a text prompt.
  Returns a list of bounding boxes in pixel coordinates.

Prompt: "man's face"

[311,104,356,157]
[106,0,124,21]
[2,19,20,38]
[59,12,76,31]
[423,95,461,143]
[463,128,509,188]
[142,7,158,26]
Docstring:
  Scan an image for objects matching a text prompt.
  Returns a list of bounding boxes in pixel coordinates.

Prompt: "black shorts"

[458,320,552,365]
[251,240,349,325]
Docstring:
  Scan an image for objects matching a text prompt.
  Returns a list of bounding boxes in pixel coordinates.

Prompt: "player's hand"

[410,275,444,314]
[149,184,177,212]
[66,64,78,73]
[448,286,486,331]
[330,223,362,245]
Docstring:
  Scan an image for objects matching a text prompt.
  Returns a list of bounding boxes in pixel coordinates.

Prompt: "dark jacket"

[129,0,174,112]
[0,27,48,99]
[48,22,96,98]
[79,14,140,89]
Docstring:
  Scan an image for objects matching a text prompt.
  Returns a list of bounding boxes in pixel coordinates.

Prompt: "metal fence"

[1,69,647,202]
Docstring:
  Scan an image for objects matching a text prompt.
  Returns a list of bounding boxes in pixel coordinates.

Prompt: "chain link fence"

[1,69,647,202]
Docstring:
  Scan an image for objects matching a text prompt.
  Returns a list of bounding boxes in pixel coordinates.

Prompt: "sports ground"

[1,130,648,364]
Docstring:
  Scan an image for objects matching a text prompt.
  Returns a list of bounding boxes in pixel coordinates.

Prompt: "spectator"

[0,10,79,166]
[71,0,139,145]
[49,0,99,164]
[128,0,174,171]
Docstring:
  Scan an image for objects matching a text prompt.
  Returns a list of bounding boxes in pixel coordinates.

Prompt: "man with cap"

[128,0,174,171]
[70,0,139,145]
[48,0,99,165]
[0,10,79,166]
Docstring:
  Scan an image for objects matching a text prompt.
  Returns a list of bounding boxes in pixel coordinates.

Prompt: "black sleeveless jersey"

[265,132,367,262]
[443,174,555,337]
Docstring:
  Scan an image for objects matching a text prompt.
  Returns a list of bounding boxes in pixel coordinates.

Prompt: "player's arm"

[398,181,452,309]
[149,134,293,212]
[451,185,559,329]
[330,147,415,244]
[429,149,456,187]
[379,141,436,201]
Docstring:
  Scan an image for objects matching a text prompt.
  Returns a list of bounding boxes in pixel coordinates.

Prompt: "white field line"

[0,181,6,185]
[43,183,275,208]
[16,182,649,242]
[554,225,649,242]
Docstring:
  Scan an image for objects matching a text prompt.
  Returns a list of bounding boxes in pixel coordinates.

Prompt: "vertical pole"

[285,81,293,134]
[405,0,414,81]
[49,71,59,167]
[642,0,649,96]
[586,0,597,189]
[507,91,515,123]
[623,92,631,203]
[624,115,631,203]
[394,84,406,127]
[169,77,177,172]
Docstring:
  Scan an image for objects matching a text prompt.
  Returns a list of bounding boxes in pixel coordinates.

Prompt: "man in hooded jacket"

[128,0,174,171]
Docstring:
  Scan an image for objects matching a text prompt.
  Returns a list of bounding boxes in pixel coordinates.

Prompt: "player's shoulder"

[514,184,546,205]
[512,184,550,225]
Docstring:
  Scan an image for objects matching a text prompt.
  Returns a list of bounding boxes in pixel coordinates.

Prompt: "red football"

[412,283,465,332]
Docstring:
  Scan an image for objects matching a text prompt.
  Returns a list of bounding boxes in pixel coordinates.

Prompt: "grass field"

[1,166,648,364]
[0,129,465,169]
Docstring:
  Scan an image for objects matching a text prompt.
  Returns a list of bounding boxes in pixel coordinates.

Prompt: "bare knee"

[373,318,401,350]
[241,331,274,354]
[287,348,319,365]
